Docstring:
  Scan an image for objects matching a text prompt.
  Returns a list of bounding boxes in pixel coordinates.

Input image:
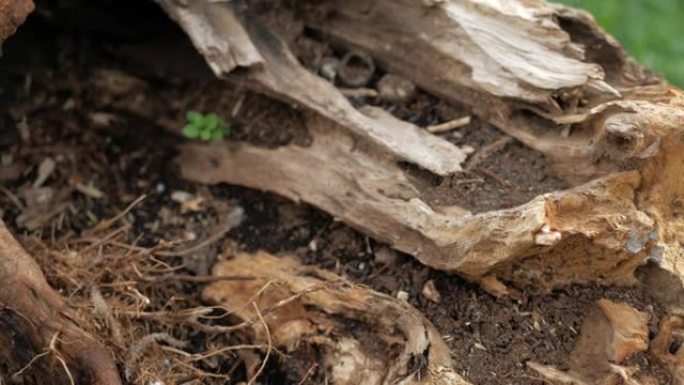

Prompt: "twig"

[297,363,318,385]
[12,333,75,385]
[81,225,130,254]
[426,116,471,134]
[139,274,255,284]
[455,177,485,185]
[466,136,513,169]
[476,167,511,187]
[338,87,378,98]
[11,351,50,378]
[0,186,25,210]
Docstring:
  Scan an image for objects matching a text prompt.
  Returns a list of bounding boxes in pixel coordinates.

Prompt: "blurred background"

[558,0,684,86]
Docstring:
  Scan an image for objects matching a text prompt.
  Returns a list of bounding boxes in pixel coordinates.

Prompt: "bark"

[161,0,684,291]
[0,221,122,384]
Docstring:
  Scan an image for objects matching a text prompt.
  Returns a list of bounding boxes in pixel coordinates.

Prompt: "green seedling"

[182,110,231,141]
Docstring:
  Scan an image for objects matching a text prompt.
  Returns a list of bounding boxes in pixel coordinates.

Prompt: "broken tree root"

[0,220,122,385]
[202,251,469,385]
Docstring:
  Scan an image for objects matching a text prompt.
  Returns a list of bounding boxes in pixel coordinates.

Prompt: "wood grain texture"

[163,0,684,292]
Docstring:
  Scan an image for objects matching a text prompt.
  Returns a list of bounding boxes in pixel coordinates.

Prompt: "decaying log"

[0,220,122,385]
[163,0,684,291]
[202,251,469,385]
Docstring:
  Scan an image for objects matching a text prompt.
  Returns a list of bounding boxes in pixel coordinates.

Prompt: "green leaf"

[186,110,203,124]
[211,129,224,141]
[199,127,213,140]
[182,124,200,138]
[204,114,220,130]
[221,123,231,136]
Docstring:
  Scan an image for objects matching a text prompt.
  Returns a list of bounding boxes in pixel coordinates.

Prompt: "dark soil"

[0,2,667,385]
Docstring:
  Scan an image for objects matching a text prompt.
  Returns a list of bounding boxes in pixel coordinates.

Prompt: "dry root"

[202,251,469,385]
[0,220,121,385]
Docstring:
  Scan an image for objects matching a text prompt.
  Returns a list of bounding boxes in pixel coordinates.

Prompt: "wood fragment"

[474,166,510,187]
[338,87,379,99]
[426,116,472,134]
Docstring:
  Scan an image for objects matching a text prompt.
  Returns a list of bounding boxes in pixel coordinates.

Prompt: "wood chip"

[33,157,55,188]
[338,87,379,99]
[426,116,472,134]
[76,182,105,199]
[421,280,441,303]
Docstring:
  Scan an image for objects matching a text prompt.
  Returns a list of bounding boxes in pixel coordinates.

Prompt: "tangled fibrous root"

[17,204,255,384]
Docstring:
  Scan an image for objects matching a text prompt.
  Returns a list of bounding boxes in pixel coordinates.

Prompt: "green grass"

[556,0,684,86]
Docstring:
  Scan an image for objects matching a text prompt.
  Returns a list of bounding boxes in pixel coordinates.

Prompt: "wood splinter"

[427,116,472,134]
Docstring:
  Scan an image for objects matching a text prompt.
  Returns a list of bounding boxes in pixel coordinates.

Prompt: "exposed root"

[91,286,124,347]
[0,220,122,385]
[202,251,471,385]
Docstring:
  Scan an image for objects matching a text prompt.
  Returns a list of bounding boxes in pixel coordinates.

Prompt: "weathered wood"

[164,0,684,292]
[158,0,468,177]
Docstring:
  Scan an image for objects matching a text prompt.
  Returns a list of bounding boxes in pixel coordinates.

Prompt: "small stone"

[377,74,416,103]
[308,239,318,252]
[421,279,441,303]
[396,290,409,301]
